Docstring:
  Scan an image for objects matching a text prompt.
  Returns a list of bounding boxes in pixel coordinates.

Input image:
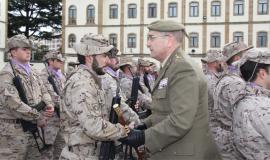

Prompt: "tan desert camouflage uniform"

[211,42,252,160]
[102,68,140,125]
[60,65,127,159]
[0,34,53,160]
[38,51,66,160]
[233,50,270,160]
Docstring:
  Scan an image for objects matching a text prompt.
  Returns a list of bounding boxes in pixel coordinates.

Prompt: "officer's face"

[11,47,31,63]
[92,53,110,75]
[147,31,169,62]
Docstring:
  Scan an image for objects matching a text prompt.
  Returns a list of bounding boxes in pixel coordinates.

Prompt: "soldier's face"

[147,31,169,62]
[92,54,110,75]
[144,66,152,74]
[11,48,31,63]
[109,57,119,71]
[261,68,270,90]
[50,59,64,70]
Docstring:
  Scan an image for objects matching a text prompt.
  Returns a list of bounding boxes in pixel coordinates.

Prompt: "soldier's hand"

[119,129,145,148]
[37,117,47,127]
[43,105,54,117]
[134,123,147,130]
[135,100,140,112]
[128,121,135,129]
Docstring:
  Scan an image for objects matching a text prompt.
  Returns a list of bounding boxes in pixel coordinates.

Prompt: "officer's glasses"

[147,35,169,41]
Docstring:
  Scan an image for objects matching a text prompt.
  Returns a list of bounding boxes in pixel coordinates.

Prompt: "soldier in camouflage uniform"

[102,47,140,125]
[137,58,155,93]
[0,34,54,159]
[59,33,129,160]
[101,47,141,159]
[39,50,66,160]
[119,56,152,111]
[212,42,253,159]
[201,50,224,128]
[233,49,270,160]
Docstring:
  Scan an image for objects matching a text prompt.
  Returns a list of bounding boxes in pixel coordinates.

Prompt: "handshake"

[119,123,147,148]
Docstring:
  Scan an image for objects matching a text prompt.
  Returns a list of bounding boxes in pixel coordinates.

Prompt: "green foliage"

[8,0,62,39]
[31,44,48,62]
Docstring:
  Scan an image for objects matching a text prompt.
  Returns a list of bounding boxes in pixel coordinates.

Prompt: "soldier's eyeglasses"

[147,35,169,41]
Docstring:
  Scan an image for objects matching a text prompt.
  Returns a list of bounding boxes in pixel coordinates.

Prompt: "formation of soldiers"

[203,42,270,159]
[0,19,269,160]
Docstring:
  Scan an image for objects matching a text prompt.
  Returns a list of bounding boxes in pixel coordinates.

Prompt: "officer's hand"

[134,123,147,130]
[119,129,145,148]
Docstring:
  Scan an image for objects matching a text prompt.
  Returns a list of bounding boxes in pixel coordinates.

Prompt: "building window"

[211,32,221,48]
[128,34,136,48]
[233,32,244,42]
[257,31,268,47]
[189,33,199,48]
[68,5,77,25]
[190,2,199,17]
[128,4,137,18]
[234,0,244,15]
[87,5,95,24]
[211,1,221,16]
[68,34,76,48]
[258,0,268,14]
[148,3,157,18]
[168,2,177,17]
[109,34,117,47]
[110,4,118,19]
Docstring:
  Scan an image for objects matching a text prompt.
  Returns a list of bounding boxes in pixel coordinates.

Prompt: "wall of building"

[0,0,7,70]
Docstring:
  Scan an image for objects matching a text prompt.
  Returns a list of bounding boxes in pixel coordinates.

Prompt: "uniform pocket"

[153,88,167,99]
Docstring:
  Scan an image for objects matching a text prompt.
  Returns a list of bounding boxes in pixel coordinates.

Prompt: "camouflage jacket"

[212,69,246,159]
[206,72,221,127]
[0,62,53,121]
[60,65,127,146]
[39,67,66,107]
[101,69,140,125]
[233,95,270,160]
[213,70,246,128]
[120,74,152,109]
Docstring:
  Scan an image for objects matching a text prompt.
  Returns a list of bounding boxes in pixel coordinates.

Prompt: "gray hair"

[161,31,184,43]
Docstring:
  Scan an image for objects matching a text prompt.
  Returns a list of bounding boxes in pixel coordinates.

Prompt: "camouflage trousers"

[59,143,127,160]
[0,122,36,160]
[211,126,244,160]
[27,114,64,160]
[60,143,100,160]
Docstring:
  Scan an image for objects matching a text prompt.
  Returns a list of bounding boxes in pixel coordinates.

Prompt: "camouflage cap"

[6,34,32,52]
[73,33,114,56]
[43,50,65,62]
[119,55,133,67]
[147,20,188,37]
[201,50,224,63]
[240,49,270,66]
[152,63,160,72]
[138,58,153,67]
[222,41,253,62]
[106,46,119,58]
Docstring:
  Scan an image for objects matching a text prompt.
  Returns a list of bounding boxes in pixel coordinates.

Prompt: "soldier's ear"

[85,55,93,64]
[258,68,268,79]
